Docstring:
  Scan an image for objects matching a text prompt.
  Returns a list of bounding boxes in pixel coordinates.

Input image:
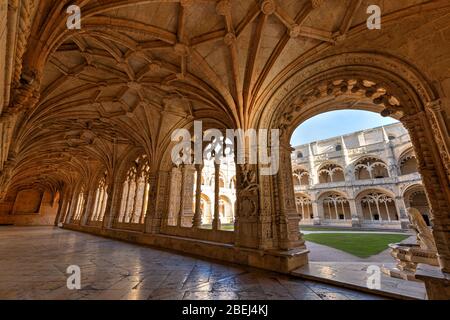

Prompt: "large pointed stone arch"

[254,52,450,272]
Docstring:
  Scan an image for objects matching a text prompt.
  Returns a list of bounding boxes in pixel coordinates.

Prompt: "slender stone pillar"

[181,164,195,227]
[80,190,91,225]
[310,193,321,225]
[192,164,203,228]
[212,162,221,230]
[62,192,73,224]
[311,201,321,225]
[66,192,78,223]
[348,198,361,227]
[166,167,180,226]
[143,173,156,230]
[173,164,196,227]
[102,179,119,229]
[395,196,410,229]
[177,165,185,227]
[54,191,65,226]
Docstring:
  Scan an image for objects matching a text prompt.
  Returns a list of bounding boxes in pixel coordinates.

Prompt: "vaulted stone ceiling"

[2,0,450,195]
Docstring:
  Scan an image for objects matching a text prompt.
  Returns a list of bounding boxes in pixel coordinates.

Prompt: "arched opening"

[295,193,313,222]
[90,172,108,223]
[165,135,236,234]
[318,163,345,183]
[399,148,419,175]
[404,185,431,226]
[289,109,408,230]
[117,155,151,228]
[293,167,310,186]
[318,191,351,224]
[280,99,427,263]
[356,189,399,224]
[199,194,212,225]
[354,156,389,180]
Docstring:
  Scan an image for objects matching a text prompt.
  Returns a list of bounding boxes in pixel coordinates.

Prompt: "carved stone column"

[311,199,321,225]
[348,198,361,227]
[102,184,115,228]
[177,164,195,227]
[166,167,181,226]
[177,165,185,227]
[143,173,157,230]
[58,189,75,226]
[275,143,305,250]
[212,162,221,230]
[402,112,450,273]
[102,178,121,229]
[54,191,66,226]
[192,164,203,228]
[80,190,91,225]
[65,192,79,223]
[395,196,409,229]
[149,170,170,234]
[234,163,260,248]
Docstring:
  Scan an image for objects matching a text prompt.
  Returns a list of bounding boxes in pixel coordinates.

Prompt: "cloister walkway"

[0,226,382,300]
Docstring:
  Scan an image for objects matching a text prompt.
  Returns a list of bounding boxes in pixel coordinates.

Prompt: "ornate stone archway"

[256,52,450,273]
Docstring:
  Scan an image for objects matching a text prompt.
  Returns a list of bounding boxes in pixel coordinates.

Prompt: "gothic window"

[322,193,350,220]
[73,186,86,221]
[297,152,303,159]
[295,195,312,220]
[335,144,342,151]
[360,192,398,222]
[118,155,151,224]
[90,173,108,222]
[354,157,389,180]
[318,164,345,183]
[293,168,310,186]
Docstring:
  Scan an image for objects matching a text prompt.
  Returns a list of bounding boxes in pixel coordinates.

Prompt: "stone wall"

[0,189,59,225]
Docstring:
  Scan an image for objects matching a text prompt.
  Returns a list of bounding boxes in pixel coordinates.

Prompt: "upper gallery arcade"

[0,0,449,298]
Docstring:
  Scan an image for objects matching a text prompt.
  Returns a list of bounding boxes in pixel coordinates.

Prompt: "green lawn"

[303,233,409,258]
[201,224,234,231]
[300,226,360,232]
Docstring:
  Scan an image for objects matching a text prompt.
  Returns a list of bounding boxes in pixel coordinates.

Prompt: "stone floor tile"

[0,227,386,300]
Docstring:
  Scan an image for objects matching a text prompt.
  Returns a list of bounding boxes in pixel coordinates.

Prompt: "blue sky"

[290,110,399,146]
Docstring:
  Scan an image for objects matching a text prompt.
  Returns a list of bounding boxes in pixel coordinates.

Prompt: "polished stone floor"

[0,226,384,300]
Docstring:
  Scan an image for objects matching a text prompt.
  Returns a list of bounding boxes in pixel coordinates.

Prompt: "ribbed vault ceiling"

[4,0,440,192]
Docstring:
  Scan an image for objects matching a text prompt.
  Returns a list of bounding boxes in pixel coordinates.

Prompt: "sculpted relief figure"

[408,207,437,252]
[238,164,258,194]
